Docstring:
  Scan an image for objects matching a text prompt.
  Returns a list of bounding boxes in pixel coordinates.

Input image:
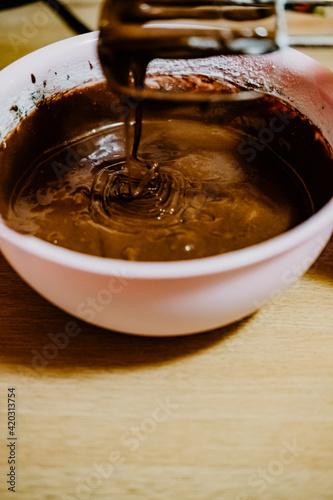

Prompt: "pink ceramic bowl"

[0,32,332,335]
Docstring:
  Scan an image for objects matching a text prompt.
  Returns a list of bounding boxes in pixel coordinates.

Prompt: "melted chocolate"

[1,81,332,261]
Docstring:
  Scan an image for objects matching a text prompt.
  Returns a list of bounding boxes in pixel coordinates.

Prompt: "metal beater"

[98,0,333,100]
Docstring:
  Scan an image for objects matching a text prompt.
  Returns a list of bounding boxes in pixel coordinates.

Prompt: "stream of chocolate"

[96,1,277,197]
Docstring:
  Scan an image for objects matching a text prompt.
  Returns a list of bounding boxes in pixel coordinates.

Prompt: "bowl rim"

[0,32,332,280]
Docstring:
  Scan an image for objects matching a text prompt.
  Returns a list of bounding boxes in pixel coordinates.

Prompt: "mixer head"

[98,0,333,101]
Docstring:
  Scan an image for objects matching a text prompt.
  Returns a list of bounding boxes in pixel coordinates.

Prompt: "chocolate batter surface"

[3,82,331,261]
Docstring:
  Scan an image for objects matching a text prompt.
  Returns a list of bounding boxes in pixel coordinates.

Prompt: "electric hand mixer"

[98,0,333,101]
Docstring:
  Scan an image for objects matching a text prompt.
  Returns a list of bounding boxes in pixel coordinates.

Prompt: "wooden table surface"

[0,2,333,499]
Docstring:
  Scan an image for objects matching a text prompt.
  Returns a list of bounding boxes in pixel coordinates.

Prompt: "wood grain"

[0,238,332,500]
[0,3,333,499]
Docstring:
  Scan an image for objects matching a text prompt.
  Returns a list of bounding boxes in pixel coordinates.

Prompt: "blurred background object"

[0,0,333,71]
[0,0,100,69]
